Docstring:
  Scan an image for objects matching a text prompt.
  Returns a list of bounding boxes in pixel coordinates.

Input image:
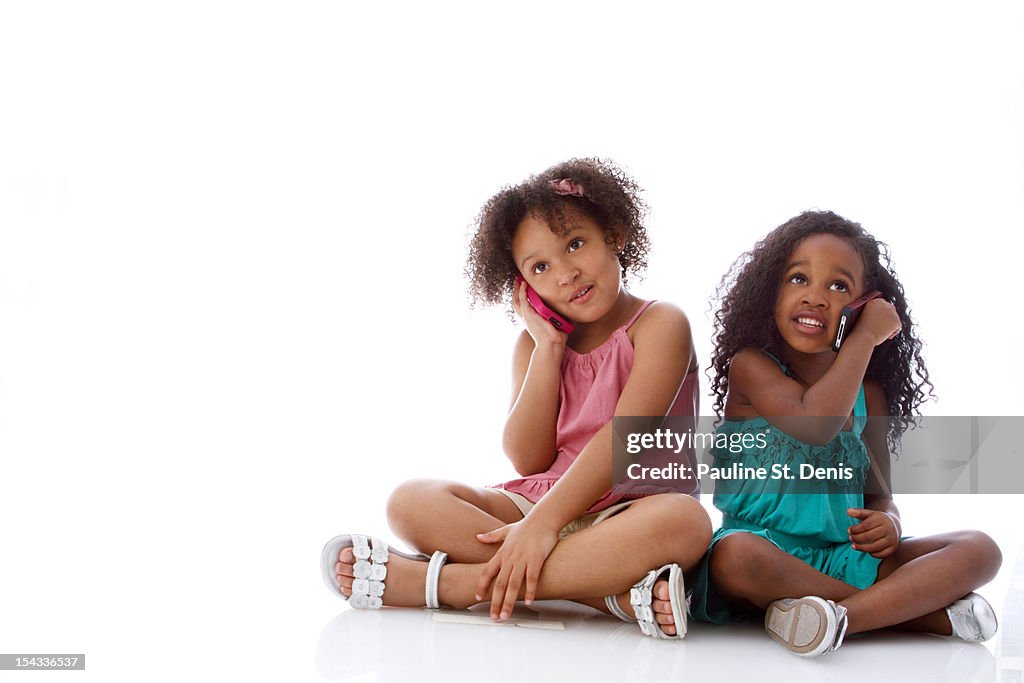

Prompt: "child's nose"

[802,288,829,307]
[557,265,580,286]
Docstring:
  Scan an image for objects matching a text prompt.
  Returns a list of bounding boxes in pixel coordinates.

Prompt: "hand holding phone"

[515,275,575,334]
[832,290,883,352]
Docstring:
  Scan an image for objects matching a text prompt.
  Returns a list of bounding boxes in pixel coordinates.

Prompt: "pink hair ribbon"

[548,178,585,197]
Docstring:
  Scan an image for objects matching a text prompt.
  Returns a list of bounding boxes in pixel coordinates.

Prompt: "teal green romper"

[690,357,882,624]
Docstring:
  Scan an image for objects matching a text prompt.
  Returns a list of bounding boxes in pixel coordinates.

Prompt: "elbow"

[800,431,842,447]
[512,462,545,477]
[773,415,848,446]
[501,435,553,477]
[501,430,522,467]
[504,449,550,478]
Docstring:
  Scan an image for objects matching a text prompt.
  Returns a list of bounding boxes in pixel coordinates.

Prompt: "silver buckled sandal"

[321,534,448,609]
[765,596,848,657]
[946,592,998,642]
[604,563,688,639]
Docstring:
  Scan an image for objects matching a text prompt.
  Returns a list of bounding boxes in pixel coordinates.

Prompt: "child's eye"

[787,274,807,285]
[532,263,549,275]
[568,238,584,252]
[829,281,849,293]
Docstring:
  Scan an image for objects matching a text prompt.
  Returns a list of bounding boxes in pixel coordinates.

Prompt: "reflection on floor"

[316,598,1010,683]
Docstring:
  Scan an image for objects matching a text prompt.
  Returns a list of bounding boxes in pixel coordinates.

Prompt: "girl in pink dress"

[322,159,711,640]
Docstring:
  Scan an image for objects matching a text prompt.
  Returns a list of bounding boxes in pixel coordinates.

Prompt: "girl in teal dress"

[692,211,1002,657]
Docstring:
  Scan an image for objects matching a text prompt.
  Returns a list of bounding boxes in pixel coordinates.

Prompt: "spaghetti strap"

[852,385,868,436]
[760,350,791,377]
[624,300,657,330]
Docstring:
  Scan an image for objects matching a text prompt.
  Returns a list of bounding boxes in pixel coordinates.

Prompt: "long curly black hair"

[710,210,933,450]
[466,158,650,312]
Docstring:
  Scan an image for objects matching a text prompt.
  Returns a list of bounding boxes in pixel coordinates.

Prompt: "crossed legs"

[708,529,1002,635]
[332,478,712,635]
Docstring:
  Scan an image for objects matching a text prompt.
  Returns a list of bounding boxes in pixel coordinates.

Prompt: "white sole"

[765,597,837,658]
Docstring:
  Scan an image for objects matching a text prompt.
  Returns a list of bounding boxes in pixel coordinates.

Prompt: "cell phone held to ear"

[515,275,576,334]
[832,290,883,352]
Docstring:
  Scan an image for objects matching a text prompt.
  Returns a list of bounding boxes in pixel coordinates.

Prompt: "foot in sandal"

[606,564,689,639]
[322,534,451,609]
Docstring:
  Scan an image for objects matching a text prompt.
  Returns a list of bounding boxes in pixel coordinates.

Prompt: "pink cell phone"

[832,290,883,352]
[515,275,575,334]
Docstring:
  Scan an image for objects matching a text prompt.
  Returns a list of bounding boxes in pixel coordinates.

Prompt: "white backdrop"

[1,2,1022,680]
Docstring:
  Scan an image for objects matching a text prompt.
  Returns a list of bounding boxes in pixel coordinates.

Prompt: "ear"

[609,231,625,253]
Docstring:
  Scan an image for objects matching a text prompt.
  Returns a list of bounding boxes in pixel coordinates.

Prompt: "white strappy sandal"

[605,563,689,639]
[321,534,449,610]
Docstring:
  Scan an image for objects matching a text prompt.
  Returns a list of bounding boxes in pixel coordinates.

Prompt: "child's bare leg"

[528,494,710,596]
[386,479,524,563]
[336,494,711,636]
[709,532,860,611]
[493,494,710,635]
[709,529,1002,636]
[841,530,1001,635]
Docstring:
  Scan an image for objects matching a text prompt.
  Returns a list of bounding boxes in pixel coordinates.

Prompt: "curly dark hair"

[466,158,650,311]
[709,210,933,450]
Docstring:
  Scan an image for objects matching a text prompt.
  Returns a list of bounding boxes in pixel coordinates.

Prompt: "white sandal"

[947,592,998,642]
[605,563,688,639]
[321,534,448,609]
[765,596,848,657]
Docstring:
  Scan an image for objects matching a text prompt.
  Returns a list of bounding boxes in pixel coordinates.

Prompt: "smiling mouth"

[795,316,825,329]
[571,285,593,301]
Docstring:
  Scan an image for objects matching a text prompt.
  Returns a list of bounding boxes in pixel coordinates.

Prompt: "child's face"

[774,233,866,355]
[511,212,623,323]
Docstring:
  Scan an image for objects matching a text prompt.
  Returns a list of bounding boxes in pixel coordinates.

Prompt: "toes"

[652,579,674,620]
[333,547,357,595]
[652,597,673,618]
[619,578,679,638]
[651,579,677,635]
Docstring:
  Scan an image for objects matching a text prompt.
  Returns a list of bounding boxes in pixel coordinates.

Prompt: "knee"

[954,530,1003,580]
[385,478,448,533]
[643,495,712,562]
[672,495,713,549]
[709,533,776,598]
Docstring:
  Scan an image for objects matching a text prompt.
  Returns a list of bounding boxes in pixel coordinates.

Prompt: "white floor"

[312,497,1023,683]
[315,602,1013,683]
[0,487,1019,682]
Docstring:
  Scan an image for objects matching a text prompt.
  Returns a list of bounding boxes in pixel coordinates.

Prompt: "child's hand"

[474,518,559,620]
[850,298,901,346]
[512,280,568,347]
[847,507,901,558]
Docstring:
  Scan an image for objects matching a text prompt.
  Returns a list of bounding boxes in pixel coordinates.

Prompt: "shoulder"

[626,301,696,372]
[729,347,783,378]
[727,347,790,399]
[628,301,692,341]
[863,378,888,416]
